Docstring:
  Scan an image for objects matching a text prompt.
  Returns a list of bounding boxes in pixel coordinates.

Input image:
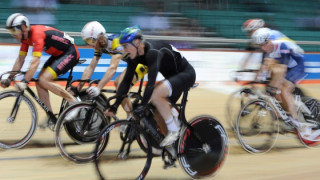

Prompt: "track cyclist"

[0,13,80,125]
[252,28,320,142]
[73,21,147,120]
[240,19,294,73]
[105,25,196,147]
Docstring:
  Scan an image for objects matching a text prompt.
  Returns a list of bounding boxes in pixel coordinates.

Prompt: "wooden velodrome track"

[0,84,319,180]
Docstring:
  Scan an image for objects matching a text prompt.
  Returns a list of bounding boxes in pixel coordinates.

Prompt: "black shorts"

[42,45,79,79]
[167,64,196,104]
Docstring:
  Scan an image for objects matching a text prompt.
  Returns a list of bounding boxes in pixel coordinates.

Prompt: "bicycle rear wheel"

[55,102,109,163]
[94,120,152,180]
[236,99,279,153]
[297,97,320,147]
[0,90,37,149]
[178,115,228,179]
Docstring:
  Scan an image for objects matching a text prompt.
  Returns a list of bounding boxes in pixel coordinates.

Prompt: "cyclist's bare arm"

[24,56,40,82]
[9,55,26,78]
[96,54,122,90]
[78,55,100,90]
[255,57,277,81]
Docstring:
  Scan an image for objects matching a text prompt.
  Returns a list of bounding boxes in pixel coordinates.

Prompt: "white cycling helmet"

[251,27,271,45]
[81,21,106,46]
[6,13,30,36]
[242,19,265,32]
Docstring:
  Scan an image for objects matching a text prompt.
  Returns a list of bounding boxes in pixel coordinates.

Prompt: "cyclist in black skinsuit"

[105,26,196,147]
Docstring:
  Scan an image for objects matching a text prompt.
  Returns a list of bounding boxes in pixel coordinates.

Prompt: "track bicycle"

[226,69,305,132]
[0,59,106,149]
[54,78,146,163]
[94,83,229,180]
[235,85,320,154]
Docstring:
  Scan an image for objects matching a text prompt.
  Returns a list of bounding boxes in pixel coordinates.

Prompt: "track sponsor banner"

[0,45,319,83]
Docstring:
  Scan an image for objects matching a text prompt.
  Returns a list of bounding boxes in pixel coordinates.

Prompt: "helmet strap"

[130,40,140,55]
[20,25,28,41]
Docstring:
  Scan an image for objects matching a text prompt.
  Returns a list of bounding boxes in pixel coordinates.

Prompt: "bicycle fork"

[140,117,178,168]
[118,123,136,159]
[8,93,24,123]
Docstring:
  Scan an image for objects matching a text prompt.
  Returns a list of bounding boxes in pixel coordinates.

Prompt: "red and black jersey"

[19,25,75,57]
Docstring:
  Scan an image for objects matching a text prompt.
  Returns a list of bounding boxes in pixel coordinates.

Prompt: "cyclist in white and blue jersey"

[240,19,293,70]
[252,28,320,142]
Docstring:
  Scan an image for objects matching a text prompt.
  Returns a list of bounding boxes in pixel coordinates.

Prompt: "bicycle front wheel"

[178,115,228,179]
[55,102,109,163]
[0,90,37,149]
[225,87,256,131]
[235,99,279,154]
[94,120,153,180]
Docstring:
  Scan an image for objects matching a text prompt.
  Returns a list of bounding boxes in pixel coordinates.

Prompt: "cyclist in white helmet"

[1,13,80,126]
[73,21,147,120]
[240,19,294,74]
[251,28,320,142]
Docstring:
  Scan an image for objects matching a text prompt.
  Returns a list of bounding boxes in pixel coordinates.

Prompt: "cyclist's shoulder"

[146,40,173,51]
[30,25,58,33]
[107,33,123,52]
[269,29,286,40]
[273,39,304,54]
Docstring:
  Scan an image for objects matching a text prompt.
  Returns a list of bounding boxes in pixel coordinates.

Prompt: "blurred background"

[1,0,320,51]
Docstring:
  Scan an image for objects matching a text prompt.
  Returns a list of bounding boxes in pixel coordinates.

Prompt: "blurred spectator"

[129,4,170,35]
[295,17,320,30]
[239,0,272,12]
[149,7,170,34]
[11,0,58,25]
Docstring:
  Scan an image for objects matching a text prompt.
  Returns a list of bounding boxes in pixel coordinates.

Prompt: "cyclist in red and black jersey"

[1,13,80,123]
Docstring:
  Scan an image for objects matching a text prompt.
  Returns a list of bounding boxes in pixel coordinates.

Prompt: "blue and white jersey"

[266,39,305,68]
[269,29,286,40]
[94,33,124,57]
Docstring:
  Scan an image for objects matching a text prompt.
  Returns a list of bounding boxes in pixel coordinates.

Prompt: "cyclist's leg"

[151,81,179,147]
[35,57,56,111]
[152,67,196,147]
[280,80,296,118]
[283,65,306,120]
[38,69,76,102]
[267,63,286,103]
[153,109,168,135]
[38,46,79,104]
[151,81,172,123]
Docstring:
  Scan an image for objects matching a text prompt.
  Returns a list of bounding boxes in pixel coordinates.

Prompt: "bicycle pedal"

[117,151,128,159]
[37,121,51,130]
[163,161,177,169]
[164,145,177,160]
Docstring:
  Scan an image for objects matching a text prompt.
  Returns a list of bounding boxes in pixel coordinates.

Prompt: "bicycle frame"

[3,59,86,125]
[129,83,204,157]
[256,90,313,125]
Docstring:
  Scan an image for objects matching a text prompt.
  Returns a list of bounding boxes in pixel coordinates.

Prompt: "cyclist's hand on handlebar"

[87,86,100,97]
[67,86,79,96]
[105,105,117,117]
[0,79,11,88]
[14,80,28,91]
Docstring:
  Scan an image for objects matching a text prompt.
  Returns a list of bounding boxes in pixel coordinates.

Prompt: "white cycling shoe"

[298,123,320,141]
[160,109,181,147]
[65,108,80,121]
[160,130,180,147]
